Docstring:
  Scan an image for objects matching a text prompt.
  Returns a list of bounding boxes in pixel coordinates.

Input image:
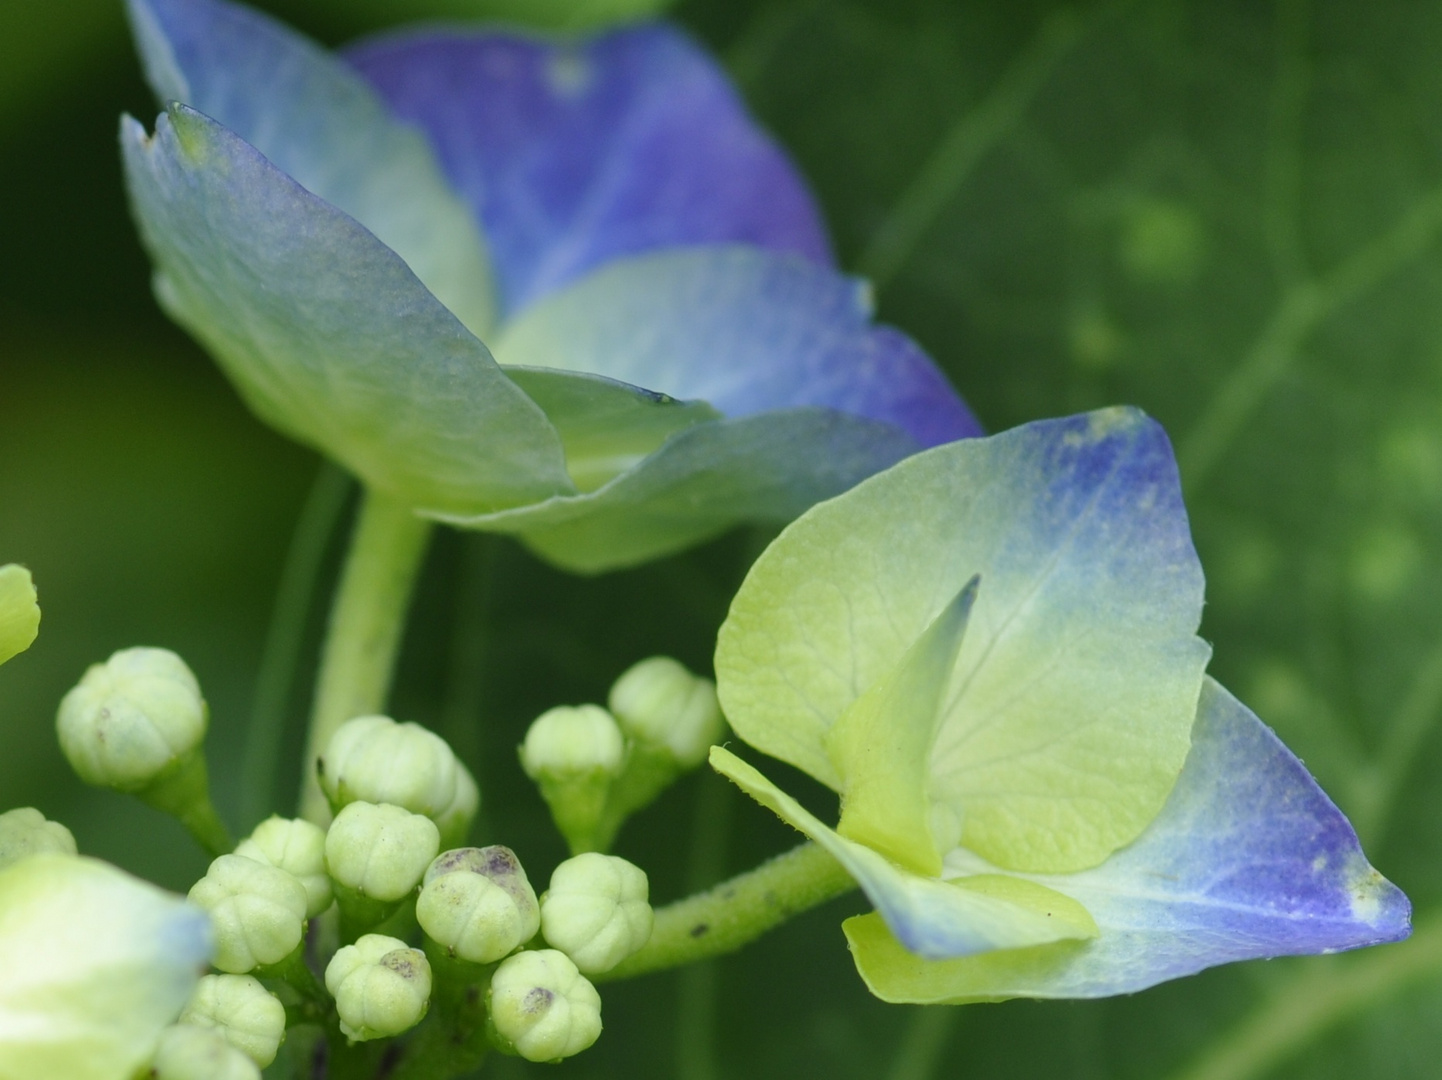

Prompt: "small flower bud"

[0,807,77,870]
[56,647,207,792]
[0,854,211,1080]
[0,563,40,667]
[148,1024,260,1080]
[318,716,479,843]
[188,855,308,974]
[416,846,539,964]
[235,816,332,918]
[520,705,624,854]
[487,949,602,1063]
[177,974,286,1067]
[608,656,725,767]
[325,802,439,904]
[325,934,431,1041]
[540,854,652,975]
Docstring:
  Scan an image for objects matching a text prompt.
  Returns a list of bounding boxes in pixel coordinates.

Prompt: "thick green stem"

[140,749,232,857]
[600,842,856,981]
[299,486,433,825]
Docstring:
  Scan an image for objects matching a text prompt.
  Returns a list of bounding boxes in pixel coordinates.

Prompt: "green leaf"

[0,565,39,668]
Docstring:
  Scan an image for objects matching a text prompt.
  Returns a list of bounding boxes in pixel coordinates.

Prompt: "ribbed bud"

[178,974,286,1067]
[0,563,40,667]
[187,855,307,974]
[57,647,207,792]
[148,1024,260,1080]
[235,816,332,918]
[416,846,539,964]
[539,854,652,974]
[0,807,77,870]
[317,716,479,844]
[608,656,724,767]
[0,854,211,1080]
[325,802,439,904]
[325,934,431,1041]
[487,949,602,1063]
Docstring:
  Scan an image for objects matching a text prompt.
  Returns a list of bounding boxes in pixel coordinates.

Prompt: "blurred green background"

[4,0,1442,1077]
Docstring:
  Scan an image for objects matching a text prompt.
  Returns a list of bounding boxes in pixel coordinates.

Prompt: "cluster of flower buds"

[520,656,726,852]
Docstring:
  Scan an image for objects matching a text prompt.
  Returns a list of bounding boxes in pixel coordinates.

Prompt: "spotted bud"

[488,949,602,1063]
[325,934,431,1041]
[416,846,539,964]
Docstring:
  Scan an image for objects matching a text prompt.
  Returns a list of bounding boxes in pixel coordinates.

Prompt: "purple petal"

[346,23,833,317]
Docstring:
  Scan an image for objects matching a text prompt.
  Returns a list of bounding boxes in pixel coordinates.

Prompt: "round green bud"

[148,1024,260,1080]
[324,934,431,1041]
[325,802,439,903]
[187,855,307,974]
[608,656,724,767]
[0,807,77,870]
[177,974,285,1067]
[56,647,207,792]
[0,563,40,667]
[488,949,602,1063]
[235,816,331,918]
[519,705,624,779]
[416,846,540,964]
[318,716,479,836]
[539,854,652,975]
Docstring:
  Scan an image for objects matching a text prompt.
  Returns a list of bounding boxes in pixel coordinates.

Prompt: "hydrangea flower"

[120,0,978,573]
[710,408,1410,1001]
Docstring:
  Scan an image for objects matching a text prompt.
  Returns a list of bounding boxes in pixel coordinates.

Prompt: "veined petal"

[437,408,918,574]
[716,409,1210,872]
[711,748,1095,959]
[0,854,212,1080]
[121,105,574,516]
[847,678,1411,1002]
[495,246,979,449]
[346,23,831,317]
[0,565,40,667]
[127,0,498,336]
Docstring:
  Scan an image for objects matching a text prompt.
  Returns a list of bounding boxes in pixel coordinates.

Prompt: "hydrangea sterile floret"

[0,854,212,1080]
[711,408,1411,1002]
[120,0,980,574]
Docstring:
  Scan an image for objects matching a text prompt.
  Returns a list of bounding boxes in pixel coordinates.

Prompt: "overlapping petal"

[346,23,832,316]
[845,678,1412,1001]
[0,854,212,1080]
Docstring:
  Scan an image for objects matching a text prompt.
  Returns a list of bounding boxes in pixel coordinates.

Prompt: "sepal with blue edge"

[845,678,1412,1002]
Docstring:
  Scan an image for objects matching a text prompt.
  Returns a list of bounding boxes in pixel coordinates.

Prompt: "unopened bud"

[318,716,479,844]
[0,807,77,870]
[188,855,307,974]
[325,934,431,1041]
[609,656,724,767]
[235,816,331,918]
[177,974,285,1067]
[148,1024,260,1080]
[0,564,40,667]
[520,705,624,853]
[416,846,539,964]
[540,854,652,975]
[57,647,207,792]
[325,802,439,904]
[488,949,602,1063]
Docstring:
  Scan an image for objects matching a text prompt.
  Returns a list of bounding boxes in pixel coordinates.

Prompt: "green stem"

[885,1008,959,1080]
[600,842,856,981]
[140,749,232,857]
[298,486,433,825]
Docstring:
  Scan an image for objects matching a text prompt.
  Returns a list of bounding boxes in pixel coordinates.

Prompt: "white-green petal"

[122,105,574,517]
[127,0,497,337]
[716,409,1210,872]
[710,747,1096,959]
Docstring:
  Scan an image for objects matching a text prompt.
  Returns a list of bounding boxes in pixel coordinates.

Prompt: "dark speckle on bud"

[522,986,555,1014]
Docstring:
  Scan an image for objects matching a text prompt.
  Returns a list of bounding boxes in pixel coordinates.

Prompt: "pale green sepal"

[830,576,978,876]
[437,408,917,574]
[503,367,719,493]
[0,854,211,1080]
[716,409,1210,872]
[843,910,1088,1004]
[710,747,1095,959]
[121,105,574,517]
[126,0,498,337]
[0,565,39,667]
